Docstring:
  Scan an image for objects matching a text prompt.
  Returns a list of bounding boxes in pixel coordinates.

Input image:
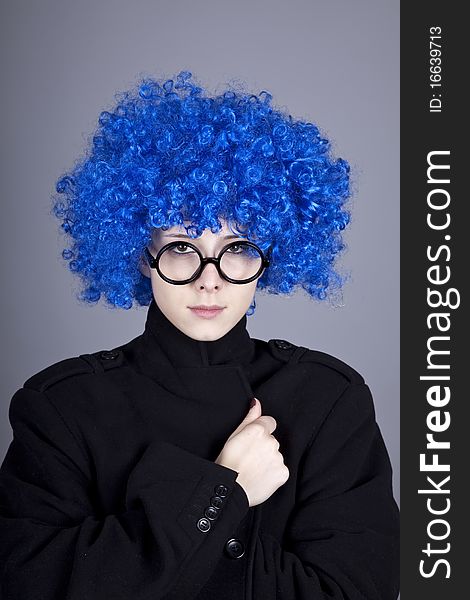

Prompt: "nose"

[194,260,224,289]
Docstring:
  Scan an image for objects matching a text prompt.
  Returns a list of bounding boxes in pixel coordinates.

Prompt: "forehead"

[153,218,247,242]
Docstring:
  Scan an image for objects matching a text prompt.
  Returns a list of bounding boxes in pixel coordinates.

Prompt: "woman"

[0,71,399,599]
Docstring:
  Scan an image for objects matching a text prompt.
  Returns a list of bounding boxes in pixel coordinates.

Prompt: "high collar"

[122,298,280,409]
[143,298,255,368]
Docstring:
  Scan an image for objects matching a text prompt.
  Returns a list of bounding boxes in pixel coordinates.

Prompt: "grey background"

[0,0,400,503]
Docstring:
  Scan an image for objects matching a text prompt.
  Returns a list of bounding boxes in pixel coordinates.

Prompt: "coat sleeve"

[251,383,400,600]
[0,386,250,600]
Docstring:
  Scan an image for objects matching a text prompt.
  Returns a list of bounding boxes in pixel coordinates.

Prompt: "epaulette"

[267,338,309,364]
[298,348,365,384]
[24,348,125,393]
[267,339,364,384]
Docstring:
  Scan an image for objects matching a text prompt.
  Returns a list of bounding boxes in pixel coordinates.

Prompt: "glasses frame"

[144,240,271,285]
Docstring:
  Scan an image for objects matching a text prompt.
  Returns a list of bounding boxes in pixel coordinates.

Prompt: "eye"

[226,243,244,254]
[171,243,195,254]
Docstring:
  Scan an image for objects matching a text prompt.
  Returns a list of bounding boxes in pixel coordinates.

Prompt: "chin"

[192,321,231,341]
[195,324,226,339]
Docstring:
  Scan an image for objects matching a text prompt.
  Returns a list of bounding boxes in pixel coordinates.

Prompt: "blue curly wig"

[52,70,352,312]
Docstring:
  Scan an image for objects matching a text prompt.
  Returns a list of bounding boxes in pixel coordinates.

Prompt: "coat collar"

[143,298,255,368]
[122,299,287,409]
[122,299,257,404]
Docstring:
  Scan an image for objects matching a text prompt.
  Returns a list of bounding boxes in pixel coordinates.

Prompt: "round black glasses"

[144,240,271,285]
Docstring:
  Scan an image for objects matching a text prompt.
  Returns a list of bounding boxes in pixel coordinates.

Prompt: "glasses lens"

[158,243,201,282]
[219,243,263,281]
[158,242,263,282]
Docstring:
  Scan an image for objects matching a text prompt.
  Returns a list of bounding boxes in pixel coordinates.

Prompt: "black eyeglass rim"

[143,240,271,285]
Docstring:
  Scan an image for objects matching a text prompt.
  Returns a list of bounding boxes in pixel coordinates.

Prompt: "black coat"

[0,299,400,599]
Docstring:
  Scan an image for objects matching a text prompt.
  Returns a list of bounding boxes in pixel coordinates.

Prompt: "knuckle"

[270,435,280,449]
[249,421,266,436]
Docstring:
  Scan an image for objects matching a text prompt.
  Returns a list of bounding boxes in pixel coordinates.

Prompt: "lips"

[189,305,224,310]
[189,306,225,319]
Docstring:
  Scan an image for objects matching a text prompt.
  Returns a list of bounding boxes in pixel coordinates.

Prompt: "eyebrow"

[161,233,243,240]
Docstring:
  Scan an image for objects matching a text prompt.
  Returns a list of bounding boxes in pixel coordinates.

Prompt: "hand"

[215,398,290,507]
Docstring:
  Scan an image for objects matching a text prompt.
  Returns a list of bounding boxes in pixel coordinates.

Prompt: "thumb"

[246,397,262,420]
[227,398,262,440]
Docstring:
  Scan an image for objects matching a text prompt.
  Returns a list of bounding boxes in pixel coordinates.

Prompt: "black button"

[210,495,224,509]
[274,339,293,350]
[204,506,219,520]
[225,538,245,559]
[100,350,119,360]
[214,484,229,497]
[197,517,211,533]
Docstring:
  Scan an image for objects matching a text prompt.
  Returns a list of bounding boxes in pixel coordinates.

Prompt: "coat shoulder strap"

[298,348,365,384]
[267,338,309,364]
[267,339,364,384]
[24,348,125,393]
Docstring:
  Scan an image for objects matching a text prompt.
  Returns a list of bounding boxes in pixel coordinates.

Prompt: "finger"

[253,415,277,435]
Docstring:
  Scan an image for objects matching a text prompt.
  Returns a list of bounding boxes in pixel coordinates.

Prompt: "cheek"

[150,275,181,307]
[230,283,257,311]
[244,284,257,303]
[246,281,258,299]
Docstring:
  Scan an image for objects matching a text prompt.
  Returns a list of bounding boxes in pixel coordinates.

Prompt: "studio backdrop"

[0,0,399,503]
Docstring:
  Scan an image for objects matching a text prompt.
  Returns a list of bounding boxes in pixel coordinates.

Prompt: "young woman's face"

[139,219,260,341]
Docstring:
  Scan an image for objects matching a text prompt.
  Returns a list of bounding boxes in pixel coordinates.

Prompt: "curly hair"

[52,70,352,311]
